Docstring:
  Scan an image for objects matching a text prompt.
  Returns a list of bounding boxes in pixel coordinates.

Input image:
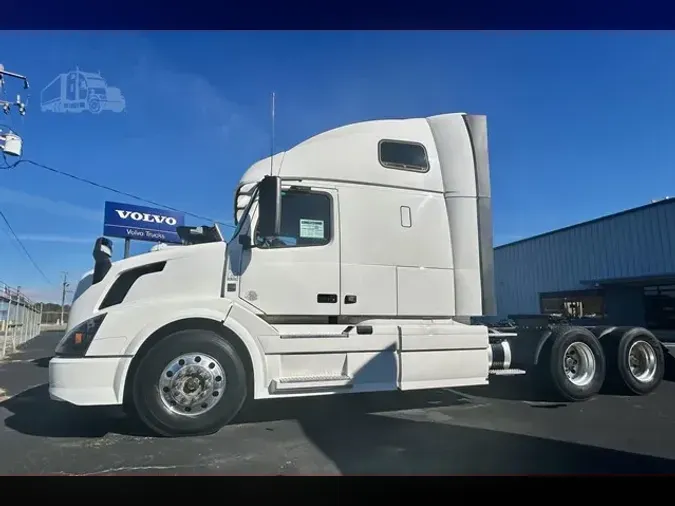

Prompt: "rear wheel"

[610,328,664,395]
[544,326,606,402]
[130,329,248,437]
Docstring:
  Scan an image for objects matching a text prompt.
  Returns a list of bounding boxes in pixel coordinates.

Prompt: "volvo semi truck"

[48,112,666,437]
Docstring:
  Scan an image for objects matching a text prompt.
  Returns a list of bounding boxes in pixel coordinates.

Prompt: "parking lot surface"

[2,331,675,475]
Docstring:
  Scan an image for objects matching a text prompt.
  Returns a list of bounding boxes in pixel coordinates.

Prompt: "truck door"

[238,186,340,316]
[66,72,78,102]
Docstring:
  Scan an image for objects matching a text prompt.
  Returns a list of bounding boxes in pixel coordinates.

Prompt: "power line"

[0,207,51,284]
[3,158,235,228]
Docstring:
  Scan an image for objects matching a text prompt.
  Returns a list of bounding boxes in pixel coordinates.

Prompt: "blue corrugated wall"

[494,199,675,318]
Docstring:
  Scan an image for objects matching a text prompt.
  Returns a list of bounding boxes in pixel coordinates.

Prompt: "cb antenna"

[270,91,275,176]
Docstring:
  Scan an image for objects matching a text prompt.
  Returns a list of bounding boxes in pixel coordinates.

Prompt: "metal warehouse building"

[494,198,675,329]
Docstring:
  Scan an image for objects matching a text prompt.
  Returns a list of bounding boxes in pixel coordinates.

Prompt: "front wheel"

[130,329,248,437]
[88,96,102,114]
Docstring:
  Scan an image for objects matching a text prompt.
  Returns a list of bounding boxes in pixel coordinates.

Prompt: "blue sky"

[1,31,674,302]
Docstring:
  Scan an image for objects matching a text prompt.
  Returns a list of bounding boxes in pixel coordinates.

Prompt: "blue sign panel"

[103,201,185,244]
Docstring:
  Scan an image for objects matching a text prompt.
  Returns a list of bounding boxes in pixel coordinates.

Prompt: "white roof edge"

[237,111,472,189]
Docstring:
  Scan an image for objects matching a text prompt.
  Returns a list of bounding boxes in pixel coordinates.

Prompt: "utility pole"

[0,64,29,115]
[0,64,30,159]
[60,272,69,325]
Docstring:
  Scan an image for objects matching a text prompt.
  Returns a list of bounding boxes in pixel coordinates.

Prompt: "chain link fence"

[0,283,43,359]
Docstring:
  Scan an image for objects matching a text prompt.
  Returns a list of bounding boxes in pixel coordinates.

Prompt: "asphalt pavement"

[2,331,675,475]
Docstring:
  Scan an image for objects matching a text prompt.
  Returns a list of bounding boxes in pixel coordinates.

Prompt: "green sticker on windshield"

[299,219,324,239]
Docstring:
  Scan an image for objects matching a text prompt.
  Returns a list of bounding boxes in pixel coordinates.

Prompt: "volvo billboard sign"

[103,201,185,244]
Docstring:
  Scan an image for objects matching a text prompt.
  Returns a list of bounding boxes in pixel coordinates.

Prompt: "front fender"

[122,304,234,356]
[113,301,269,404]
[222,313,268,399]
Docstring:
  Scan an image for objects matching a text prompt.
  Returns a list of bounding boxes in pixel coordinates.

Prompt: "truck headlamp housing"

[55,314,106,357]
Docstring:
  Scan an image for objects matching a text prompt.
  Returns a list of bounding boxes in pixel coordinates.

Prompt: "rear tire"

[130,329,248,437]
[608,328,664,395]
[544,326,606,402]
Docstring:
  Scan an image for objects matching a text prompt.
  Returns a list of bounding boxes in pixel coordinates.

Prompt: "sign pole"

[124,238,131,259]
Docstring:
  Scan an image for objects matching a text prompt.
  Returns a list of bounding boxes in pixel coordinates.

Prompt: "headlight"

[55,314,106,357]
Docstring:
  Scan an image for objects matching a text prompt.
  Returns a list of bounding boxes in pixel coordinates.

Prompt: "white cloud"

[128,51,268,152]
[15,234,93,244]
[0,186,101,222]
[20,285,64,304]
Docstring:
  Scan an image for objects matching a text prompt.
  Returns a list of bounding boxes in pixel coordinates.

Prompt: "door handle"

[317,293,338,304]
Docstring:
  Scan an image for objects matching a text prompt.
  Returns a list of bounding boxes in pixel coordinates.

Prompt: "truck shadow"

[296,412,675,474]
[457,374,557,403]
[4,383,675,474]
[6,356,667,440]
[7,347,675,440]
[30,357,51,368]
[0,383,477,438]
[0,379,545,440]
[0,384,154,438]
[234,388,475,425]
[5,346,675,448]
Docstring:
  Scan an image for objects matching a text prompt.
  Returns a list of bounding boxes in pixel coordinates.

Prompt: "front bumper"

[49,356,132,406]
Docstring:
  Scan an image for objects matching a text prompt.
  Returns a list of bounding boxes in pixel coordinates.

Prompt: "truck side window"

[378,140,429,172]
[255,189,332,249]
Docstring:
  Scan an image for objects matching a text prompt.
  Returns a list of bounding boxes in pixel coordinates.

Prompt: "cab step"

[269,374,353,394]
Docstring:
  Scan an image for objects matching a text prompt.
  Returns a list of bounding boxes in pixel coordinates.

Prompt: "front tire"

[88,96,102,114]
[130,329,248,437]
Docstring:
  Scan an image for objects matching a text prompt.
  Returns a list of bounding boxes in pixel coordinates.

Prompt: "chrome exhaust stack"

[92,236,113,285]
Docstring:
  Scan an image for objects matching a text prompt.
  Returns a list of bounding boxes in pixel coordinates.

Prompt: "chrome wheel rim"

[563,342,596,387]
[628,340,657,383]
[158,353,226,416]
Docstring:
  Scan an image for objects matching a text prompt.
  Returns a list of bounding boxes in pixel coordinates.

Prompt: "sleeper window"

[255,189,332,249]
[378,140,429,172]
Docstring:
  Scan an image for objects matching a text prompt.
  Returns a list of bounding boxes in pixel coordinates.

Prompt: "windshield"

[230,184,258,240]
[87,77,106,88]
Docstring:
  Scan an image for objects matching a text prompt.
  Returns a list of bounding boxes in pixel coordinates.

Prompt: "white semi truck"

[48,112,666,437]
